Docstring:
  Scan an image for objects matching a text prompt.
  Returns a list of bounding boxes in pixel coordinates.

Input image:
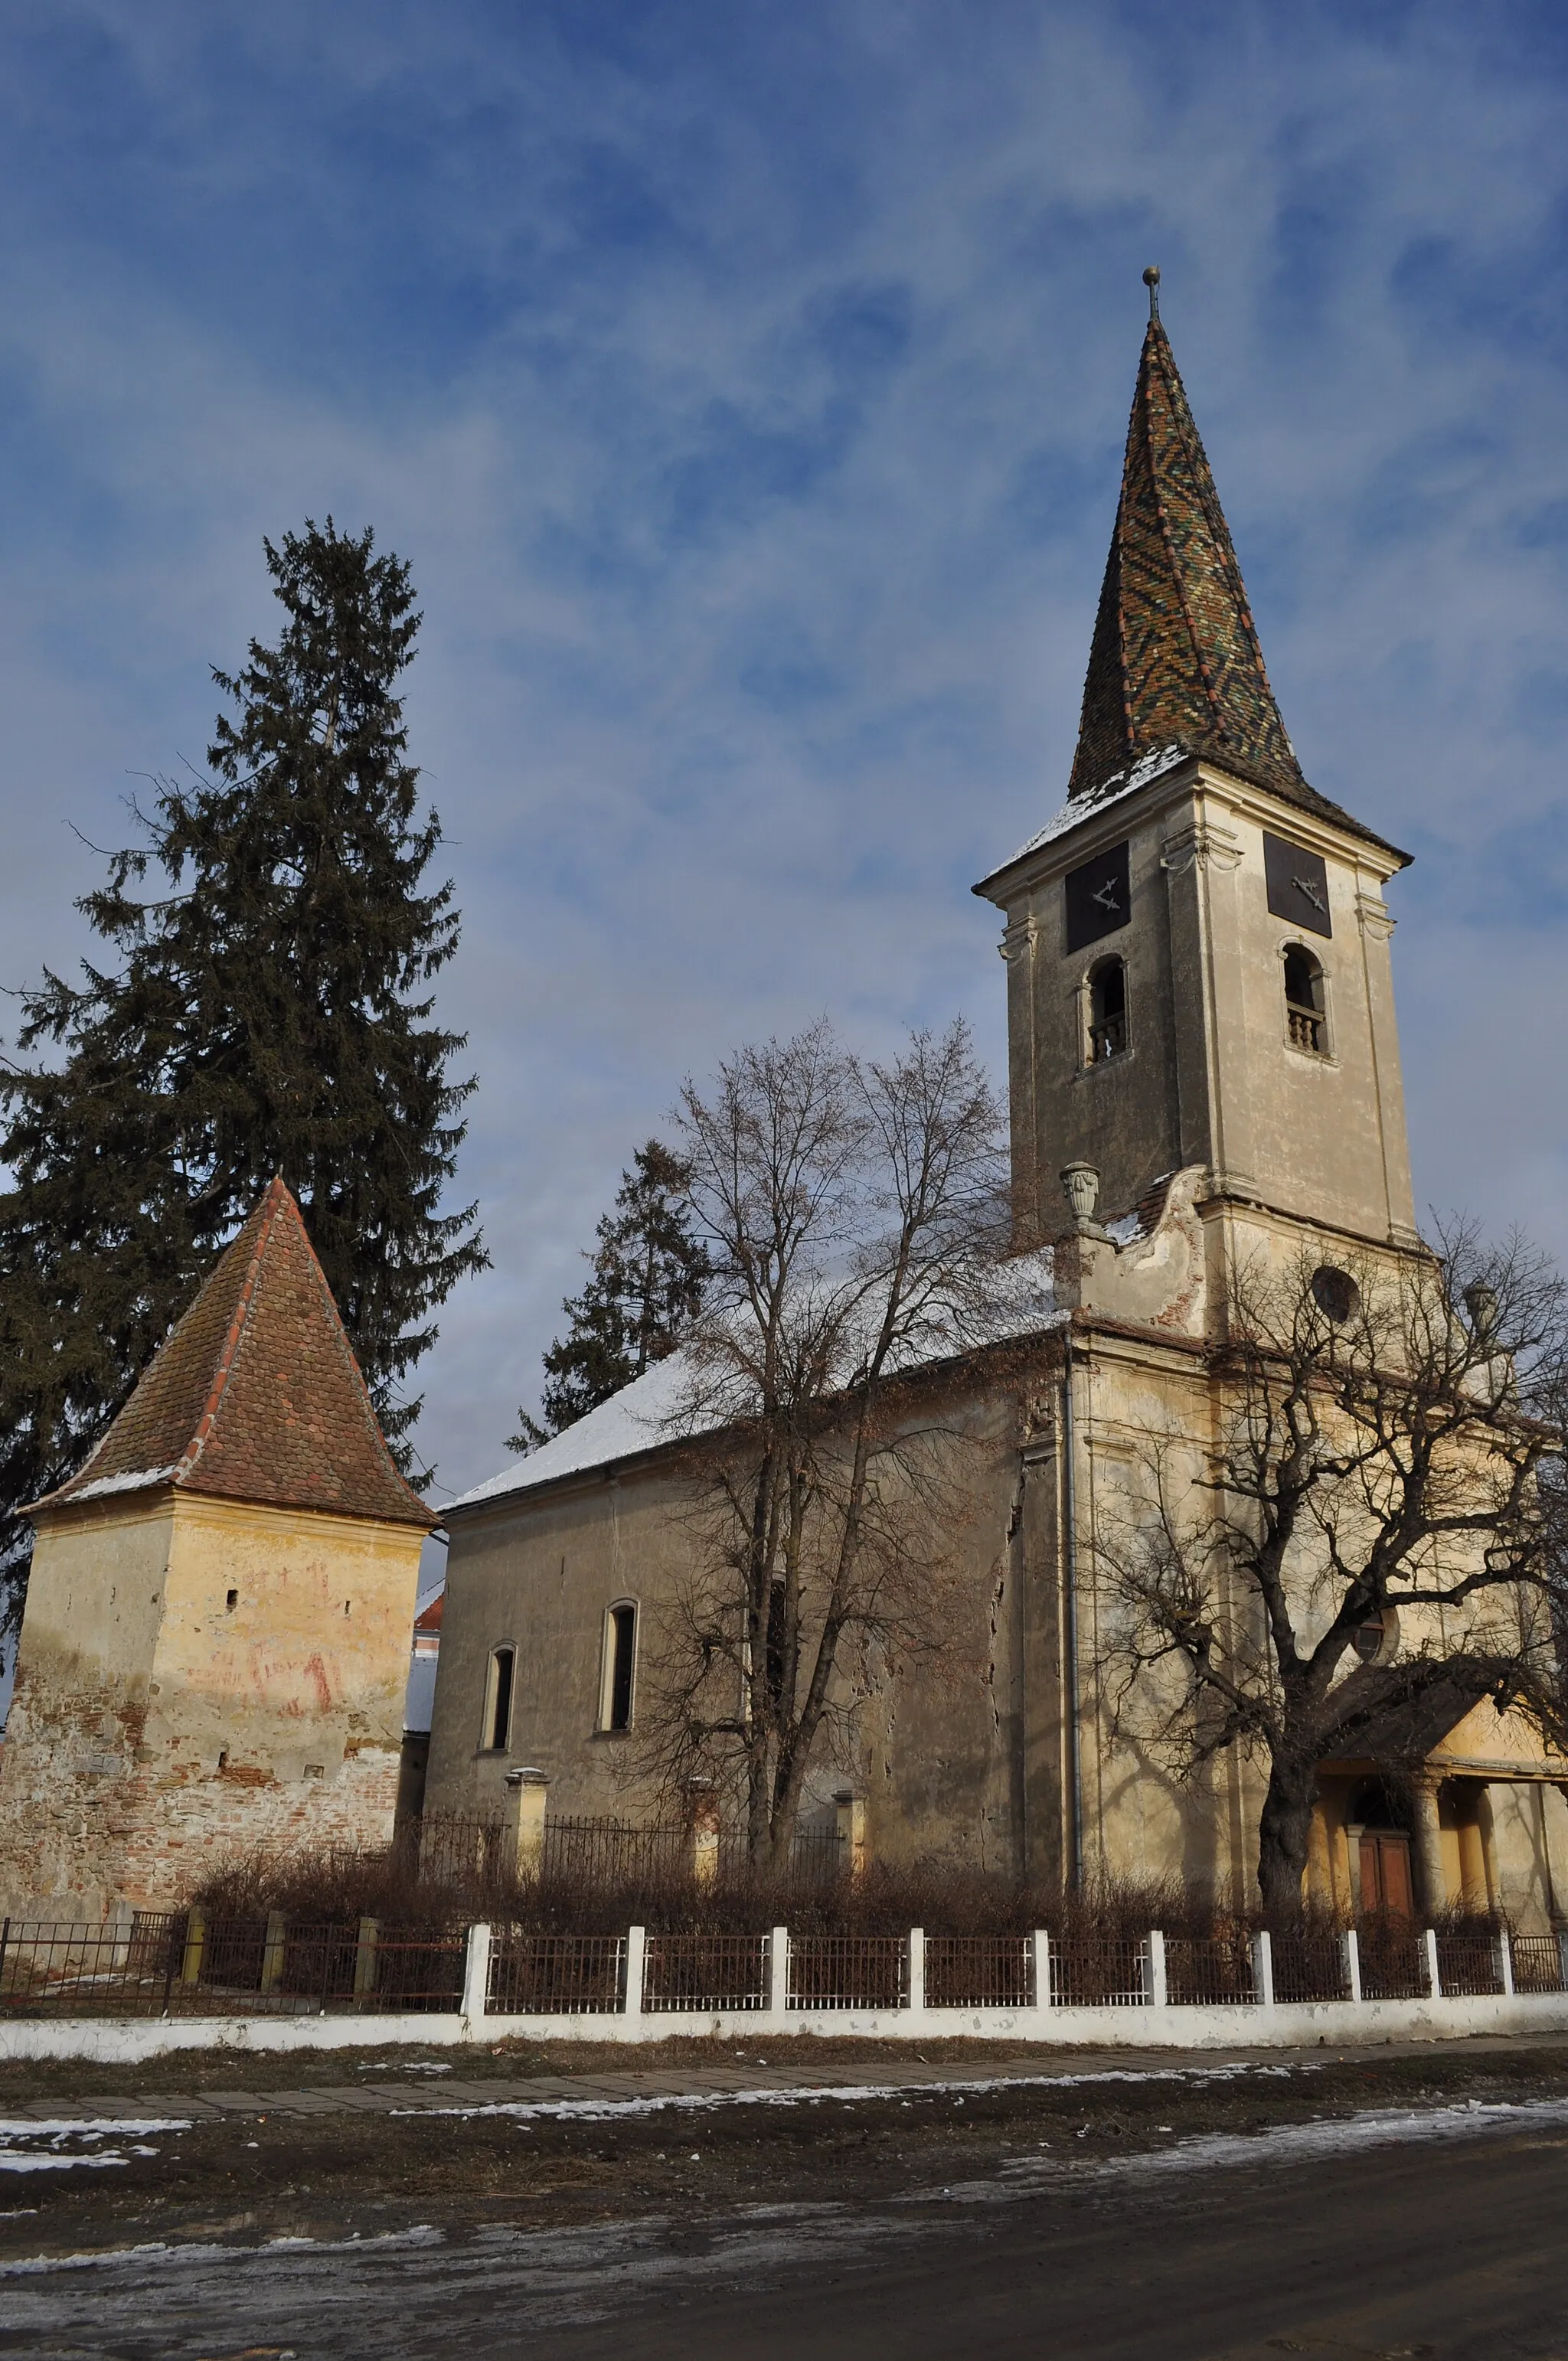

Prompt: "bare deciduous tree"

[638,1017,1021,1868]
[1102,1225,1568,1915]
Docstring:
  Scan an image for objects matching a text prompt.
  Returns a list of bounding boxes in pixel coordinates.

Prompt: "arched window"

[1282,945,1327,1054]
[1086,956,1128,1064]
[483,1646,515,1752]
[599,1602,638,1733]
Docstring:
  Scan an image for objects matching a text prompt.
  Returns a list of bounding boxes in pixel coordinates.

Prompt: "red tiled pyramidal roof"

[33,1177,433,1529]
[1069,290,1400,857]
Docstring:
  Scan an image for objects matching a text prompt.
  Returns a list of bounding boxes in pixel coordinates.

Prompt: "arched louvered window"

[1283,945,1328,1055]
[1086,956,1128,1064]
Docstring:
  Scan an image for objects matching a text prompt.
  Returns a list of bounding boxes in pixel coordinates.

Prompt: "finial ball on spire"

[1142,263,1161,322]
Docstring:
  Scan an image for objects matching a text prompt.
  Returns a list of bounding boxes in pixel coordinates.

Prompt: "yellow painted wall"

[0,1489,423,1920]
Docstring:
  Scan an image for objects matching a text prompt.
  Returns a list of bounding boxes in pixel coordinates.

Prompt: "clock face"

[1064,841,1131,953]
[1263,832,1332,939]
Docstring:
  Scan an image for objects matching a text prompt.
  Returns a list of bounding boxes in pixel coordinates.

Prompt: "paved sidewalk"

[9,2031,1562,2124]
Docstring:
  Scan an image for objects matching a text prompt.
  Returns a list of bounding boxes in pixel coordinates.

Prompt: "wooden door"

[1360,1831,1414,1919]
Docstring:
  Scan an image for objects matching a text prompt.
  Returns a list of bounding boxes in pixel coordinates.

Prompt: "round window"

[1311,1265,1360,1324]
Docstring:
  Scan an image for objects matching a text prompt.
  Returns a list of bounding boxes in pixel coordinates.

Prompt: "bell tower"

[976,273,1417,1253]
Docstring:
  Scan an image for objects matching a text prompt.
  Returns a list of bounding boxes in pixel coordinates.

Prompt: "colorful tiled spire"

[1069,271,1315,811]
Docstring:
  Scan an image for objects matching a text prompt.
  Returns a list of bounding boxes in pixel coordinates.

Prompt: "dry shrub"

[188,1846,1335,1941]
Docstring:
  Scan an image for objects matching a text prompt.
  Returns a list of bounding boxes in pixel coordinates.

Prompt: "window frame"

[1082,952,1130,1068]
[1280,941,1332,1059]
[599,1599,639,1735]
[482,1644,517,1753]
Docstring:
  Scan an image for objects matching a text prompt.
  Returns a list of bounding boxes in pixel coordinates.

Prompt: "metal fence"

[1357,1921,1429,2001]
[1165,1931,1258,2007]
[0,1915,187,2018]
[1049,1936,1149,2007]
[401,1811,508,1888]
[0,1915,466,2019]
[11,1912,1568,2026]
[643,1934,770,2013]
[541,1817,687,1883]
[487,1932,626,2015]
[1509,1934,1567,1994]
[787,1935,906,2010]
[923,1935,1032,2010]
[1270,1932,1351,2004]
[1435,1933,1504,1998]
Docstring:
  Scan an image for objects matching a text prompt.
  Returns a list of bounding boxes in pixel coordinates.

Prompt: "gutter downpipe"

[1062,1341,1084,1895]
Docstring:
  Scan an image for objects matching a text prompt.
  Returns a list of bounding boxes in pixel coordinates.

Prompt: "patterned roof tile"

[34,1177,433,1530]
[1070,305,1400,858]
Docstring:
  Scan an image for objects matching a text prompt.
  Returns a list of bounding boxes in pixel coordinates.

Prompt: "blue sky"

[3,0,1567,1511]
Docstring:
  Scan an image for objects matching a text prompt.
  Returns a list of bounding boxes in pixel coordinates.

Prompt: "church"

[426,282,1568,1926]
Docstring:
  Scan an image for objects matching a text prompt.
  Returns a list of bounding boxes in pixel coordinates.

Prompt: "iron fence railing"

[642,1934,770,2013]
[787,1935,906,2010]
[487,1932,626,2015]
[1165,1931,1258,2007]
[0,1915,186,2017]
[540,1817,687,1883]
[399,1811,509,1888]
[1509,1934,1566,1994]
[10,1912,1568,2024]
[0,1915,466,2018]
[1269,1932,1351,2004]
[923,1935,1031,2010]
[1435,1933,1504,1998]
[1049,1936,1148,2007]
[1356,1921,1429,2001]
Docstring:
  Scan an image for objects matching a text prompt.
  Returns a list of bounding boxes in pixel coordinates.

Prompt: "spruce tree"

[512,1141,707,1447]
[0,519,485,1657]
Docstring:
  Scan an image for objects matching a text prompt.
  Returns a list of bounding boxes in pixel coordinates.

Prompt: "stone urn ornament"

[1060,1161,1110,1240]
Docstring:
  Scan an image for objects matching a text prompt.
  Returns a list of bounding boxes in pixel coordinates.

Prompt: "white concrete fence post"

[625,1924,645,2021]
[1148,1928,1168,2008]
[1342,1928,1362,2004]
[1251,1928,1275,2009]
[1424,1928,1442,2000]
[907,1927,925,2014]
[1497,1929,1514,1997]
[1033,1929,1052,2014]
[769,1925,789,2023]
[462,1922,492,2023]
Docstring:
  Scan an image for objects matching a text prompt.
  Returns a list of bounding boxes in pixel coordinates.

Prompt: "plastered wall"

[0,1491,423,1920]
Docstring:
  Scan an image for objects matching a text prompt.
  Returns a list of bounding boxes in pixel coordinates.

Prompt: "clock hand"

[1292,876,1325,912]
[1091,883,1120,913]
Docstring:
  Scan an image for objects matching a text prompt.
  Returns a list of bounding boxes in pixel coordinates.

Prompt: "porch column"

[1344,1823,1365,1918]
[1413,1775,1448,1917]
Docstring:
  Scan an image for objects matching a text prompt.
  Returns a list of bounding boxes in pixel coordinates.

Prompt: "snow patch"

[53,1465,179,1504]
[0,2116,189,2175]
[450,1250,1060,1514]
[978,744,1191,883]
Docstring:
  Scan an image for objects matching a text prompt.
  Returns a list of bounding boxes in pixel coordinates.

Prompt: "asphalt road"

[6,2095,1568,2359]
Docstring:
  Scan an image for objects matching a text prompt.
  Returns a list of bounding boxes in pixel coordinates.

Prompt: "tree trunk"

[1256,1757,1318,1917]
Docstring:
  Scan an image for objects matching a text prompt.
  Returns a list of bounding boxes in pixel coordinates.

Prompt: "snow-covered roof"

[450,1249,1061,1517]
[449,1354,696,1513]
[975,745,1191,895]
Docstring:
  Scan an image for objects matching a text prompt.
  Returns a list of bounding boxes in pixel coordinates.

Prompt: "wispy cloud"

[2,0,1565,1494]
